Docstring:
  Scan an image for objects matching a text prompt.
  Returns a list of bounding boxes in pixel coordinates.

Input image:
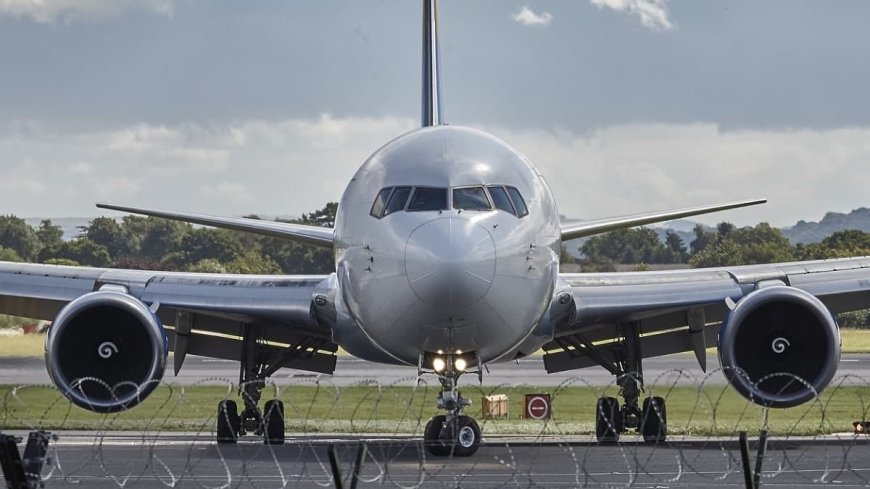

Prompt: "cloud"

[512,6,553,27]
[0,115,416,218]
[1,117,868,229]
[590,0,673,30]
[0,0,175,24]
[482,123,870,227]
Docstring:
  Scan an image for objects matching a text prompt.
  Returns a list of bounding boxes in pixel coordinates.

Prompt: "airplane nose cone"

[405,217,496,309]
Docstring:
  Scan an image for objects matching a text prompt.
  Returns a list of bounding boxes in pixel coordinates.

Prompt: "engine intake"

[45,291,168,413]
[718,286,840,408]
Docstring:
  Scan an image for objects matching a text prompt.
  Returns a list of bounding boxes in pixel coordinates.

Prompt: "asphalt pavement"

[3,431,870,488]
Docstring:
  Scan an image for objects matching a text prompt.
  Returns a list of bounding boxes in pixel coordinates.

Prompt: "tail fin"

[422,0,443,127]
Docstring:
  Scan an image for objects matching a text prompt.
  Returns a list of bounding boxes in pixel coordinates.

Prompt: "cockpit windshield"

[370,185,527,218]
[408,187,448,212]
[453,186,491,211]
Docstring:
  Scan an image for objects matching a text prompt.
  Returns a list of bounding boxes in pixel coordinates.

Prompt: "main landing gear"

[215,327,286,445]
[214,325,333,445]
[421,352,482,457]
[593,323,667,444]
[548,322,667,443]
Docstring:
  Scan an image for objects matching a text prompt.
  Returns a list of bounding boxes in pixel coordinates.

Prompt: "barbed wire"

[2,370,870,488]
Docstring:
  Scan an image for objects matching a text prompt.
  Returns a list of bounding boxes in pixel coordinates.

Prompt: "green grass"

[3,383,870,436]
[841,329,870,353]
[0,334,44,357]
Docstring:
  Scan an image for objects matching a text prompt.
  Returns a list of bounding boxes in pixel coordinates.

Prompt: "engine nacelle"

[45,291,168,413]
[718,286,840,408]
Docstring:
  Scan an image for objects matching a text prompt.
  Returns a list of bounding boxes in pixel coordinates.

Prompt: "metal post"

[753,430,768,488]
[738,431,754,489]
[349,442,367,489]
[327,444,344,489]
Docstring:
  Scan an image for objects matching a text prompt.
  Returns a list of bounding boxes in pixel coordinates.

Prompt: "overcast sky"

[1,0,868,226]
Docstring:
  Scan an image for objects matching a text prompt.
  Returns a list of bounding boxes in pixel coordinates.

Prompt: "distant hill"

[782,208,870,244]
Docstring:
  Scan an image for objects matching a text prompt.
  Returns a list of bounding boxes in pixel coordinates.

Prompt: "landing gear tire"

[596,397,621,443]
[424,415,450,456]
[263,399,285,445]
[217,400,240,443]
[453,416,481,457]
[641,396,667,443]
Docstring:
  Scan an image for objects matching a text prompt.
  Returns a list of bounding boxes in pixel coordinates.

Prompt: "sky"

[1,0,868,227]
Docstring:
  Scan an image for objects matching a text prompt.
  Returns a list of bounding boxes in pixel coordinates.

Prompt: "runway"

[3,353,869,387]
[4,355,870,487]
[5,431,870,488]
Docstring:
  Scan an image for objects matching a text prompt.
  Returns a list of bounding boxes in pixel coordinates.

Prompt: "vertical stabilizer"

[422,0,443,126]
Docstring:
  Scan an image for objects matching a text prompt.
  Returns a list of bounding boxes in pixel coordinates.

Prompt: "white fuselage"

[333,125,561,366]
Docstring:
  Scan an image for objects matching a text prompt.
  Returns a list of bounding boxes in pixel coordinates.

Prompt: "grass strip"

[3,382,870,436]
[4,328,870,358]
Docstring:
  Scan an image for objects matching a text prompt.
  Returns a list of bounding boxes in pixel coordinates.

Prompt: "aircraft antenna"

[422,0,443,127]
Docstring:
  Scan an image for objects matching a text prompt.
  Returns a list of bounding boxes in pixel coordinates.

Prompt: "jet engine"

[45,291,168,413]
[718,286,840,408]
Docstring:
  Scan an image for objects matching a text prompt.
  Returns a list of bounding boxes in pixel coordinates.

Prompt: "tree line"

[0,203,337,275]
[576,223,870,271]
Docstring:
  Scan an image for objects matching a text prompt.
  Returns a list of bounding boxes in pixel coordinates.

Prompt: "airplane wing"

[96,203,334,248]
[560,199,766,241]
[0,261,338,376]
[546,256,870,374]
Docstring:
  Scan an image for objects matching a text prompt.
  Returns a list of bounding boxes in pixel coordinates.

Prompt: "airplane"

[1,0,869,457]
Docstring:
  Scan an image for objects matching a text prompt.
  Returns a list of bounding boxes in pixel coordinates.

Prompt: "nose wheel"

[424,414,481,457]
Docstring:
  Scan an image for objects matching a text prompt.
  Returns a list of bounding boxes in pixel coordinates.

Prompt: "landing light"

[433,357,446,372]
[454,358,467,372]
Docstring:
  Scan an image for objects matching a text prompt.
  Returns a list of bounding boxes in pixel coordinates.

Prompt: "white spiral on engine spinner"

[98,341,119,359]
[771,337,790,354]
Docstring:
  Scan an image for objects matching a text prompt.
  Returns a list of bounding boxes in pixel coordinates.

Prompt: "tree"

[581,227,673,265]
[0,215,40,261]
[689,223,716,255]
[135,218,190,262]
[663,230,689,263]
[84,217,128,258]
[225,252,282,274]
[36,220,64,251]
[43,240,112,267]
[180,228,244,264]
[559,245,576,264]
[299,202,338,228]
[185,259,227,273]
[0,247,23,262]
[690,223,794,267]
[796,229,870,260]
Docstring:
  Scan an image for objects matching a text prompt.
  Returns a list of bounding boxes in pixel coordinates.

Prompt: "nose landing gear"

[420,352,482,457]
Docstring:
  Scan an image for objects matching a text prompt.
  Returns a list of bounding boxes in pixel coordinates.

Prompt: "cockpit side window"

[384,186,412,216]
[370,187,392,218]
[453,186,492,211]
[487,185,516,215]
[506,186,529,217]
[408,187,448,212]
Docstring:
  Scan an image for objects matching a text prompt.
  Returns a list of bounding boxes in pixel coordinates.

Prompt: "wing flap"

[166,328,336,375]
[543,322,720,373]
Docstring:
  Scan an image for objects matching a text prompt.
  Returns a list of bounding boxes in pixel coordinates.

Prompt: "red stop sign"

[525,394,550,420]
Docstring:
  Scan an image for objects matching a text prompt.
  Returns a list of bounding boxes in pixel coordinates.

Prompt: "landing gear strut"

[216,325,288,445]
[588,323,668,443]
[421,353,482,456]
